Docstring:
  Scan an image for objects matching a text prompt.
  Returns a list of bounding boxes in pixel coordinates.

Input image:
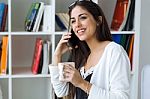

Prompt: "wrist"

[53,52,61,58]
[52,54,61,65]
[77,80,91,94]
[85,81,91,95]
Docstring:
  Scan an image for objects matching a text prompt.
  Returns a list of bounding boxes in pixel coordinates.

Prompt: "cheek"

[88,24,96,34]
[86,18,97,29]
[90,22,97,31]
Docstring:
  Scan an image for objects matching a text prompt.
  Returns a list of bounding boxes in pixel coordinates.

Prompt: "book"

[128,35,134,70]
[112,34,122,44]
[31,38,43,74]
[32,2,45,32]
[111,0,129,31]
[0,36,8,74]
[43,5,52,32]
[118,0,131,31]
[25,3,36,31]
[1,4,8,32]
[0,41,2,65]
[37,44,43,73]
[55,14,67,31]
[62,13,69,27]
[56,13,69,30]
[25,2,40,31]
[120,34,128,49]
[122,0,135,31]
[125,34,131,52]
[0,3,5,31]
[41,40,51,74]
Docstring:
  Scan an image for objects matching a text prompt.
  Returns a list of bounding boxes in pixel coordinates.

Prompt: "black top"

[76,73,93,99]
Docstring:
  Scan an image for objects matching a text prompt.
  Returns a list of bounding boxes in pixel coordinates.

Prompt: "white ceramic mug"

[58,62,75,81]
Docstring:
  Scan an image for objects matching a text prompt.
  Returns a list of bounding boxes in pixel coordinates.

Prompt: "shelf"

[111,31,135,34]
[10,32,53,35]
[0,75,10,79]
[12,67,51,78]
[0,32,9,35]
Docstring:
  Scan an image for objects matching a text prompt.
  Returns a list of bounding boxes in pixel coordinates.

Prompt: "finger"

[63,71,68,77]
[63,32,72,36]
[62,32,71,38]
[63,66,71,73]
[60,39,69,44]
[63,68,72,74]
[63,65,73,73]
[63,71,66,78]
[61,71,70,82]
[65,64,75,69]
[63,72,71,81]
[62,35,71,40]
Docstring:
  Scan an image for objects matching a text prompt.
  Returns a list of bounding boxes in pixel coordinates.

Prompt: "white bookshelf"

[0,0,141,99]
[0,0,55,99]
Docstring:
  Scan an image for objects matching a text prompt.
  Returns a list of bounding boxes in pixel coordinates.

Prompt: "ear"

[97,16,102,26]
[98,16,102,23]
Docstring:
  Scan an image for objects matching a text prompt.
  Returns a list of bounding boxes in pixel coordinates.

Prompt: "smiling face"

[70,6,97,41]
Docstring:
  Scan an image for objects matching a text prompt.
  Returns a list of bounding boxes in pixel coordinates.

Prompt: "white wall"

[139,0,150,99]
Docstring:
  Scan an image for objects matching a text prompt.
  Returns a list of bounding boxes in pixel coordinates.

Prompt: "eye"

[71,19,75,24]
[80,16,87,20]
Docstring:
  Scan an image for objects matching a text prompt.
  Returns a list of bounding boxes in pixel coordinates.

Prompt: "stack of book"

[25,2,52,32]
[55,13,69,31]
[112,34,134,70]
[111,0,135,31]
[31,38,51,74]
[0,2,8,32]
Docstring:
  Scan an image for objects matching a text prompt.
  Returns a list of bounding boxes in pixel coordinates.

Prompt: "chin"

[78,37,85,41]
[77,35,87,41]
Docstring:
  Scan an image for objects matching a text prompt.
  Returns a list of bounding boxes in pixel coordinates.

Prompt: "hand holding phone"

[67,29,79,48]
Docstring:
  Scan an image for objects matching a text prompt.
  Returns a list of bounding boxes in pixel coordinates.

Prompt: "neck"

[86,39,110,55]
[86,38,102,52]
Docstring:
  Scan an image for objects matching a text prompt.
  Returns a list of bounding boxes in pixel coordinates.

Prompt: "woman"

[49,0,130,99]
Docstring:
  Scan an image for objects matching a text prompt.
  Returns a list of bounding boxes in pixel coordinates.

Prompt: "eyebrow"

[70,13,88,20]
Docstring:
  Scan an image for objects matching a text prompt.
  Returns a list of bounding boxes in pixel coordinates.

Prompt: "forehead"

[70,6,90,17]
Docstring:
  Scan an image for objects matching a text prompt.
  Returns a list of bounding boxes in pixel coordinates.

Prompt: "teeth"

[78,29,84,33]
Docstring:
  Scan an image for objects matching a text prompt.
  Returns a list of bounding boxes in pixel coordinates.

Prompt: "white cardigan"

[49,42,131,99]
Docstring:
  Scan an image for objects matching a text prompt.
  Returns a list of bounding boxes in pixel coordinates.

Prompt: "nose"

[75,19,82,28]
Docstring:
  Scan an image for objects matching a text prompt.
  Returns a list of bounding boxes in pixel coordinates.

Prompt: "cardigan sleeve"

[49,65,69,97]
[88,46,131,99]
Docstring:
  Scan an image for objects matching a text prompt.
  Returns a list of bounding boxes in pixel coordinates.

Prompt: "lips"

[77,28,85,35]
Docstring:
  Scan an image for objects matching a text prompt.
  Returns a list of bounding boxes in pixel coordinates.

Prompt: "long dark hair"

[68,1,112,69]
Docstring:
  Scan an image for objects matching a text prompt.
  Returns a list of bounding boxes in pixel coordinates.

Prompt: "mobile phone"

[67,29,79,48]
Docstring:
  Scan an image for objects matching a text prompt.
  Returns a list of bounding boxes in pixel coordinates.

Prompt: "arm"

[88,46,130,99]
[49,66,69,97]
[108,49,130,99]
[49,32,72,97]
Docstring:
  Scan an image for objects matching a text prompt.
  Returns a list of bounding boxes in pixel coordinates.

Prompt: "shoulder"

[104,41,129,59]
[106,41,126,53]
